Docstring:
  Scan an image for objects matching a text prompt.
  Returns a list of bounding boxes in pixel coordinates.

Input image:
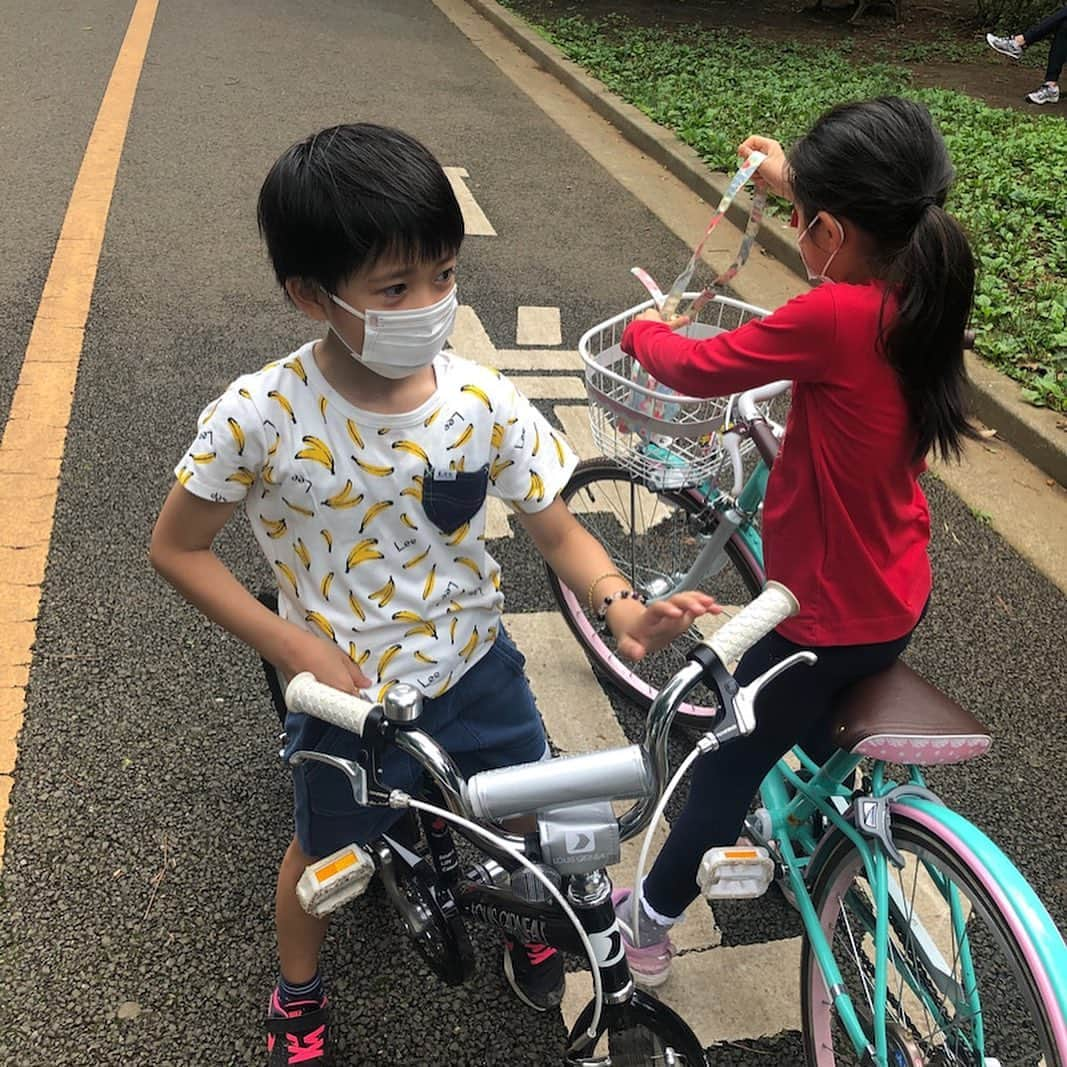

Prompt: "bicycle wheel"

[801,813,1064,1066]
[547,458,764,725]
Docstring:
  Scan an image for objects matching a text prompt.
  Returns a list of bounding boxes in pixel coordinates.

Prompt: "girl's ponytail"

[883,203,979,462]
[789,97,979,463]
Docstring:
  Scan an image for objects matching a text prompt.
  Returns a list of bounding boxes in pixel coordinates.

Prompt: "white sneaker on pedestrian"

[1026,83,1061,104]
[986,33,1023,59]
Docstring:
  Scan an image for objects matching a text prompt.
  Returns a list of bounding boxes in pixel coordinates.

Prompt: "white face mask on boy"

[325,287,458,380]
[797,213,844,286]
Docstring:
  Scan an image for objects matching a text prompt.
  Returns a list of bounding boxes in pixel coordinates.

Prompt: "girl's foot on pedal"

[267,988,334,1066]
[502,939,565,1011]
[612,888,676,987]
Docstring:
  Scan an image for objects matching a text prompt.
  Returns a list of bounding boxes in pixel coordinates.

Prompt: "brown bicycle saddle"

[828,660,992,766]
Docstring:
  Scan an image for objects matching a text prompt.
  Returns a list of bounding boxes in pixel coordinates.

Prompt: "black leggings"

[642,626,914,920]
[1023,5,1067,81]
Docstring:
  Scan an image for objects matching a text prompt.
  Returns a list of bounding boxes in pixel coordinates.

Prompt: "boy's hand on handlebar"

[738,136,791,201]
[635,308,690,330]
[279,627,373,695]
[610,592,720,662]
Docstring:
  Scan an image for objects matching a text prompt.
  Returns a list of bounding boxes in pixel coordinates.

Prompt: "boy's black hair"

[788,97,978,463]
[257,123,465,294]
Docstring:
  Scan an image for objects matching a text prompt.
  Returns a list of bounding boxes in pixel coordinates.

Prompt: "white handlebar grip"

[703,581,799,666]
[284,672,376,736]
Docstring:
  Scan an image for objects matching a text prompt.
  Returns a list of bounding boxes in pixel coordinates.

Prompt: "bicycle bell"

[382,683,423,726]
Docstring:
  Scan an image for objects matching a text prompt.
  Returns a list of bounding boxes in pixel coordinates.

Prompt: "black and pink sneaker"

[502,938,565,1011]
[266,988,334,1066]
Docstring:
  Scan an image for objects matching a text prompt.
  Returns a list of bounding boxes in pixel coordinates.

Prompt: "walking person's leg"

[1041,17,1067,81]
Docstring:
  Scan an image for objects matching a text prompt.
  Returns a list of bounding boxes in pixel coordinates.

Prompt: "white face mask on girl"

[325,287,458,380]
[797,214,844,286]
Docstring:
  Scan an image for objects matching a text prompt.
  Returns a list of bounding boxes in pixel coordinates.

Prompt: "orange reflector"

[724,849,759,860]
[314,850,359,883]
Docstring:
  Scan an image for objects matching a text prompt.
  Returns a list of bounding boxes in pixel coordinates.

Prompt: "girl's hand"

[635,308,691,330]
[609,592,720,662]
[278,626,373,696]
[738,135,792,201]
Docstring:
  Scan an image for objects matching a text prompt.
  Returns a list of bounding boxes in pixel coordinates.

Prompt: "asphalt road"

[0,1,1063,1064]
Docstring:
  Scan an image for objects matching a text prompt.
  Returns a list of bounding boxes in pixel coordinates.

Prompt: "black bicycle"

[282,586,806,1066]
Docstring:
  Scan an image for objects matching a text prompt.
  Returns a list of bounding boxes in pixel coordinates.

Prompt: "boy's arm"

[149,483,371,693]
[518,498,717,662]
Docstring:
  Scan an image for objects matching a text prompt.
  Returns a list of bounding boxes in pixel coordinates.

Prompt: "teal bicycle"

[547,295,1067,1065]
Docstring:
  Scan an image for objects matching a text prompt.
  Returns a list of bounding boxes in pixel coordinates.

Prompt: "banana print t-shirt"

[176,343,578,701]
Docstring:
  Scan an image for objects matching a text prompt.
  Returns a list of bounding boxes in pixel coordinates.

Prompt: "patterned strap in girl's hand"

[631,150,767,319]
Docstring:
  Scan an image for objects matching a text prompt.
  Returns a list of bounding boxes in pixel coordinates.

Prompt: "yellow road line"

[0,0,160,865]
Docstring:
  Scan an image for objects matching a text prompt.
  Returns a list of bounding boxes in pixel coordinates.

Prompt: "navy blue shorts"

[284,629,548,858]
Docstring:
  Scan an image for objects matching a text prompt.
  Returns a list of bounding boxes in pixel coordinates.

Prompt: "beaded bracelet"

[596,587,648,621]
[586,571,627,616]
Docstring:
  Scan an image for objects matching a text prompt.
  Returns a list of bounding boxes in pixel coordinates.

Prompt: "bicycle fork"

[564,871,707,1066]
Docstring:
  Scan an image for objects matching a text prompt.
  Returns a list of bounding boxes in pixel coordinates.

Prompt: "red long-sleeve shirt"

[621,282,931,646]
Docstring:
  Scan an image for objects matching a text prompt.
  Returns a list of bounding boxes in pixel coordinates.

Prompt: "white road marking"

[449,304,583,371]
[443,167,497,236]
[449,305,496,361]
[492,348,583,371]
[485,496,514,540]
[554,404,597,461]
[502,517,805,1046]
[517,306,561,346]
[502,375,586,400]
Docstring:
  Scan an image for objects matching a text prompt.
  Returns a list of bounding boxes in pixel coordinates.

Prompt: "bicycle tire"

[547,458,764,726]
[800,812,1065,1065]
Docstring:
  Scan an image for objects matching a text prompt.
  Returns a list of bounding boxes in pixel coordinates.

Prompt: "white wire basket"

[579,293,771,489]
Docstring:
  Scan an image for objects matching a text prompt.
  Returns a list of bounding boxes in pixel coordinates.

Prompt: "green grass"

[500,6,1067,411]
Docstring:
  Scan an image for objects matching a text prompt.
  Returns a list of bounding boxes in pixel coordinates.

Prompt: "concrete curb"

[463,0,1067,487]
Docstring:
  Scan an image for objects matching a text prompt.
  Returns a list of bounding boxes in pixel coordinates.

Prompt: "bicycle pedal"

[297,843,376,917]
[697,845,774,900]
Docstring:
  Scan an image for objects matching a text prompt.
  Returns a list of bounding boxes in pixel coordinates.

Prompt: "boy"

[149,123,715,1065]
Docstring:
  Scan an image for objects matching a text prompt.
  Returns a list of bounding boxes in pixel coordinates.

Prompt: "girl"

[611,96,978,985]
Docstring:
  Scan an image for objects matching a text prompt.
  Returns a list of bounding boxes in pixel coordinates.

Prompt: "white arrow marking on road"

[443,167,497,236]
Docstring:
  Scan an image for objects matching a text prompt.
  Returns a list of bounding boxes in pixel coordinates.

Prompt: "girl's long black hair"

[789,97,978,462]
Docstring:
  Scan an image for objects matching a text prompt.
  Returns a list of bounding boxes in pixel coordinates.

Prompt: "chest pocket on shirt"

[421,464,489,536]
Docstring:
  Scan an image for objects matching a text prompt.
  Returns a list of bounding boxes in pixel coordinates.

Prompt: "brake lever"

[288,750,373,806]
[732,652,817,736]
